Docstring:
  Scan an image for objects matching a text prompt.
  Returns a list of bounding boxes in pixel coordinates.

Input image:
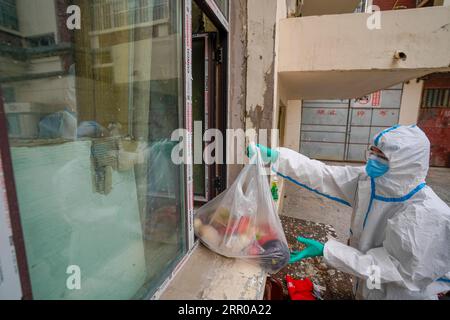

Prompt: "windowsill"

[160,243,267,300]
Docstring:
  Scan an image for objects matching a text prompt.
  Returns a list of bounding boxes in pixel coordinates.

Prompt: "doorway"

[192,1,227,203]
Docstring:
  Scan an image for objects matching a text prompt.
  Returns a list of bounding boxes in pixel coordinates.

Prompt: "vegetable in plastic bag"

[194,146,290,273]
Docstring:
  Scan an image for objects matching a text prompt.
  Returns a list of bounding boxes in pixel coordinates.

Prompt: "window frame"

[0,88,33,300]
[150,0,230,297]
[192,0,229,195]
[0,0,230,300]
[0,0,194,300]
[421,88,450,108]
[183,0,195,254]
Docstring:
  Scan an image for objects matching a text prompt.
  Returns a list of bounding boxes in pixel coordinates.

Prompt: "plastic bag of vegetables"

[194,145,290,273]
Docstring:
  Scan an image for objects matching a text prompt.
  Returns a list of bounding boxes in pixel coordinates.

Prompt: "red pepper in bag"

[236,216,251,234]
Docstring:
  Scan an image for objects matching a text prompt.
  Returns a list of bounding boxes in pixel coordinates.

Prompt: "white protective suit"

[272,125,450,299]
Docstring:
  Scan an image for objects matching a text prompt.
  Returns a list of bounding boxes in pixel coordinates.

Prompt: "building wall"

[398,74,450,127]
[245,0,281,136]
[227,0,288,184]
[278,7,450,75]
[272,0,288,143]
[1,0,74,121]
[16,0,58,38]
[6,75,75,111]
[399,79,424,125]
[276,3,450,156]
[283,100,302,152]
[227,0,247,186]
[417,72,450,167]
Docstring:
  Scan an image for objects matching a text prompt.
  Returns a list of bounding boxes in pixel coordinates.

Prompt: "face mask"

[366,156,389,178]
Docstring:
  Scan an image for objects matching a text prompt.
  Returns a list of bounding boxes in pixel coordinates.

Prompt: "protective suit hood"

[373,125,430,197]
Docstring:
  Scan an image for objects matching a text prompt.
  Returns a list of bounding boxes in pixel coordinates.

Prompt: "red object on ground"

[286,275,316,301]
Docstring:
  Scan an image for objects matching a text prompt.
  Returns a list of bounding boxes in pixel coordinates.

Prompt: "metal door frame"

[300,87,403,162]
[299,99,351,162]
[192,33,217,203]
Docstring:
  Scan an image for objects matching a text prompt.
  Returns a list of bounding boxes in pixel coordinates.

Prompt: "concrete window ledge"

[160,244,267,300]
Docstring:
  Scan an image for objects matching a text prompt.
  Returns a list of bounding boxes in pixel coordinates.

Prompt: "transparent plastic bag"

[194,146,290,273]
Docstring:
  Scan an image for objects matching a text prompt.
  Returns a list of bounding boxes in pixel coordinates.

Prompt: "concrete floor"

[280,164,450,243]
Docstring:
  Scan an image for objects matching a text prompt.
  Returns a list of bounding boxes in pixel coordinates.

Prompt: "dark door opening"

[192,1,227,203]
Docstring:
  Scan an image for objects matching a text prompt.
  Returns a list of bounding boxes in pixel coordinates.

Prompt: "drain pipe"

[394,51,407,61]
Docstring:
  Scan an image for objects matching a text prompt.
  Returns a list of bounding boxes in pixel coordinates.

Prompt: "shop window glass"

[0,0,186,299]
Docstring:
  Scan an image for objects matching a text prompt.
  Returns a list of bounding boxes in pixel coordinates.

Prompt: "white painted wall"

[245,0,278,130]
[277,6,450,99]
[399,80,424,125]
[279,6,450,73]
[272,0,288,136]
[10,75,76,111]
[283,100,302,152]
[16,0,58,39]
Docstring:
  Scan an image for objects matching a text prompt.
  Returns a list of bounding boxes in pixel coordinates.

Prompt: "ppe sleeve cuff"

[323,238,340,264]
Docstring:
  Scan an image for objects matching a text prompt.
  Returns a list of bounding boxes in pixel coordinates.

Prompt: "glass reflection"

[0,0,185,299]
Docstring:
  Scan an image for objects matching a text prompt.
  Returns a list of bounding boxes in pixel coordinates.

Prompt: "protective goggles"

[365,146,389,162]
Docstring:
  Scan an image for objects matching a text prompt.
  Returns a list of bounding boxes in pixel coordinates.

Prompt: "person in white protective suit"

[251,125,450,299]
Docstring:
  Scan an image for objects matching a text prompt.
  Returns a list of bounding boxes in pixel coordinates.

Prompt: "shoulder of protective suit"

[383,192,450,285]
[383,188,449,246]
[397,188,449,219]
[423,187,450,217]
[386,189,450,242]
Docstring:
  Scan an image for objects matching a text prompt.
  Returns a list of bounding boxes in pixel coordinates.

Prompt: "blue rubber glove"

[289,237,324,264]
[246,144,279,163]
